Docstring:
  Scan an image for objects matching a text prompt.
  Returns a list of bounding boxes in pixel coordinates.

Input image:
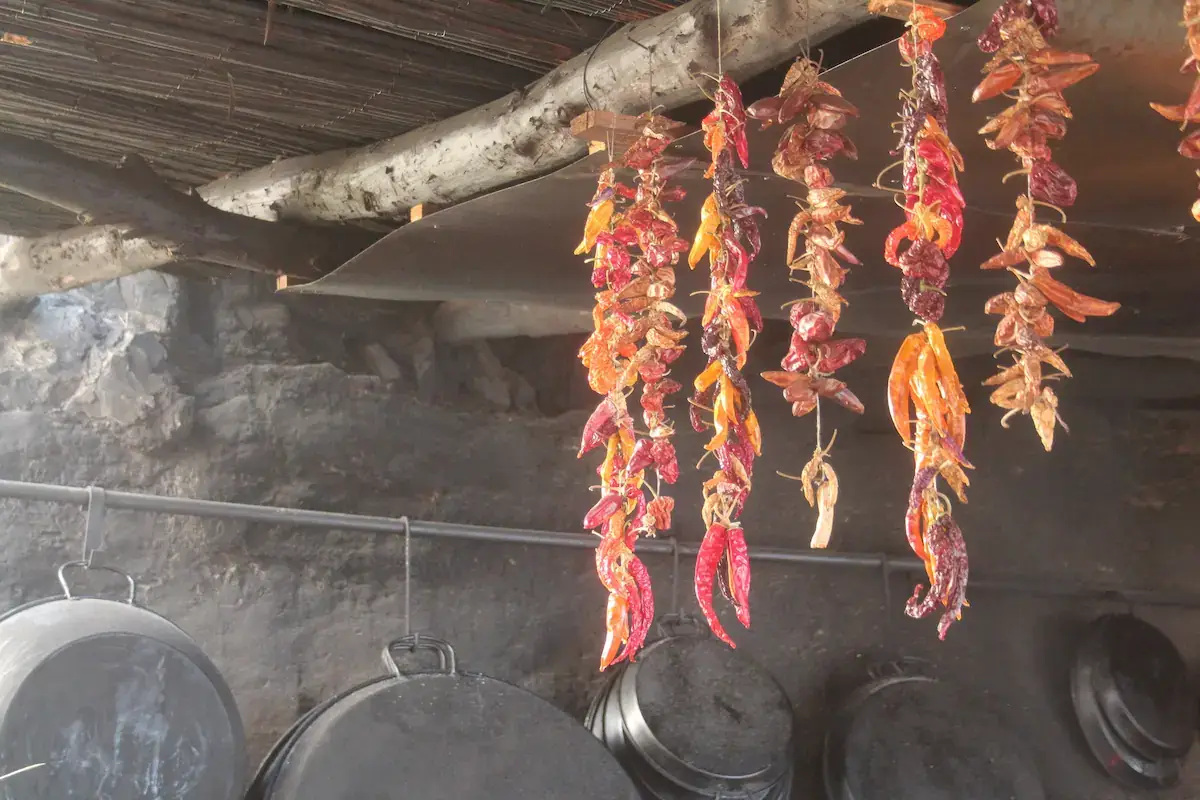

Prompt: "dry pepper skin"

[1152,0,1200,215]
[972,1,1116,444]
[888,333,925,443]
[695,523,734,648]
[725,526,752,627]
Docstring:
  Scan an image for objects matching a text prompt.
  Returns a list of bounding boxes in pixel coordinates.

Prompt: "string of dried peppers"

[972,0,1119,450]
[689,75,765,648]
[1151,0,1200,219]
[746,57,866,550]
[576,116,693,669]
[876,5,971,639]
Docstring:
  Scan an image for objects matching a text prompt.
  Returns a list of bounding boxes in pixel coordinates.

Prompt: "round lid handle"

[383,633,457,677]
[57,561,138,605]
[655,612,707,640]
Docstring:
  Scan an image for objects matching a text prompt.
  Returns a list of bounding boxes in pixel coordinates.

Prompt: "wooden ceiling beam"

[0,0,875,299]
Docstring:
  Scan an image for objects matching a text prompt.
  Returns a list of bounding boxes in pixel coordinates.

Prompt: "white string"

[815,397,823,451]
[716,0,723,74]
[802,0,812,61]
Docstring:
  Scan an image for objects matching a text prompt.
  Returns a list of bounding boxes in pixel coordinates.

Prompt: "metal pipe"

[1,478,1198,609]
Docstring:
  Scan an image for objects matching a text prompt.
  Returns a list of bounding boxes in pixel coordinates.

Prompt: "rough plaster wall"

[0,272,1198,798]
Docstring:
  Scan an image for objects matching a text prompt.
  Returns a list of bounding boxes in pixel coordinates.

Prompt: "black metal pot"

[1087,614,1194,760]
[586,616,795,799]
[1070,614,1190,790]
[0,562,246,799]
[823,665,1043,800]
[248,633,639,800]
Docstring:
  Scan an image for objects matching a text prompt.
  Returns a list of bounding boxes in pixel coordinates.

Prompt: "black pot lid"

[1089,615,1195,759]
[266,672,640,799]
[1071,625,1183,791]
[626,635,794,780]
[0,598,244,800]
[825,675,1044,800]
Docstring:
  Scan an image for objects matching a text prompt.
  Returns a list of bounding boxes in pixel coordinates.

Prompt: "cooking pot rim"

[0,561,247,798]
[0,561,153,625]
[252,633,638,799]
[617,634,792,789]
[1071,629,1183,791]
[1087,615,1194,760]
[822,673,936,800]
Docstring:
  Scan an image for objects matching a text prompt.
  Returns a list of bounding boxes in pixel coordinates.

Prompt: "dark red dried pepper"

[625,556,655,658]
[1028,158,1078,207]
[724,526,751,628]
[904,513,969,640]
[694,522,735,647]
[583,493,623,531]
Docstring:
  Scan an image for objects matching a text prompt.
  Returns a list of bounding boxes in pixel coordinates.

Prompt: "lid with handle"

[825,671,1043,800]
[619,619,794,789]
[1090,614,1195,759]
[0,561,246,800]
[263,633,640,799]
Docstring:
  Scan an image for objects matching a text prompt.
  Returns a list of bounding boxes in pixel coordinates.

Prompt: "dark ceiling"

[0,0,686,237]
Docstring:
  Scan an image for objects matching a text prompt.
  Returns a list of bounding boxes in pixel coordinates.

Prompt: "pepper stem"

[873,159,905,191]
[1031,199,1067,223]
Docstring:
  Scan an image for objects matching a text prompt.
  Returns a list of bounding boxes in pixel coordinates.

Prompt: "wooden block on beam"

[868,0,965,21]
[569,110,690,156]
[275,274,289,291]
[409,203,438,223]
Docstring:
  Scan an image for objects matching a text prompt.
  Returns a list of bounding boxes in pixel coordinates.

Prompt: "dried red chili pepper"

[694,522,734,647]
[583,493,624,531]
[690,74,763,647]
[626,556,655,656]
[756,57,865,555]
[1028,158,1078,207]
[579,397,619,457]
[904,513,969,640]
[818,339,868,373]
[724,526,752,627]
[576,115,696,669]
[645,496,674,531]
[794,310,836,343]
[978,0,1059,52]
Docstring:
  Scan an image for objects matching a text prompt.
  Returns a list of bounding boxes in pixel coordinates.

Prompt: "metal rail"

[1,478,1198,610]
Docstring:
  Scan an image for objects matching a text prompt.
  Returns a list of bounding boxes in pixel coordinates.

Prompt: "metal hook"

[82,486,107,566]
[402,516,412,637]
[667,535,681,617]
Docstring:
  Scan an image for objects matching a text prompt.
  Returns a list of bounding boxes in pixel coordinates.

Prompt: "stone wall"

[1,272,1198,798]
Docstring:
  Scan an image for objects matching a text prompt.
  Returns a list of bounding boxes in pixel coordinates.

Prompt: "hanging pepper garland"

[576,116,692,670]
[1151,0,1200,220]
[972,0,1119,450]
[689,75,765,648]
[745,58,866,550]
[873,4,971,639]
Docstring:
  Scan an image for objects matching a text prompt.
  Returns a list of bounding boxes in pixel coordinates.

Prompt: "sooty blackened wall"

[0,271,1196,798]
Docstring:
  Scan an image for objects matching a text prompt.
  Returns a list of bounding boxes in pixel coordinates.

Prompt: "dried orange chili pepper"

[751,56,864,554]
[974,0,1117,447]
[869,1,972,640]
